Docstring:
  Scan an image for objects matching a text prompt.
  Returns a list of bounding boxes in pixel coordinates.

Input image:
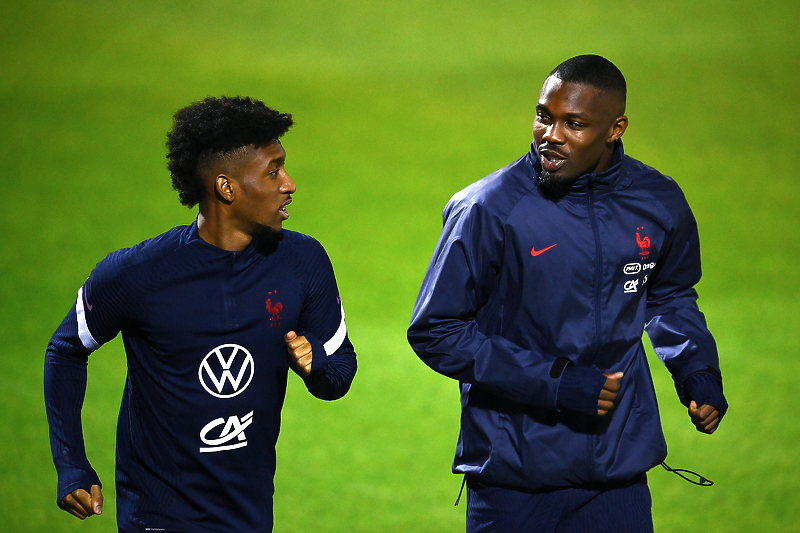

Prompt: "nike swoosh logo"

[83,287,93,311]
[531,243,557,256]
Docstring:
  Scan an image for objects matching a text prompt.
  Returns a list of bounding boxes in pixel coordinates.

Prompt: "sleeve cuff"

[56,467,101,506]
[683,371,728,420]
[298,331,328,375]
[556,365,607,416]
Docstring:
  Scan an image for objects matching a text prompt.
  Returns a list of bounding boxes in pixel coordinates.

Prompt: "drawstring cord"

[660,461,714,486]
[454,462,712,507]
[454,475,467,506]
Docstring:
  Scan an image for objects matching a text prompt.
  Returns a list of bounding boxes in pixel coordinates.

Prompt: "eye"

[268,168,280,177]
[566,121,585,130]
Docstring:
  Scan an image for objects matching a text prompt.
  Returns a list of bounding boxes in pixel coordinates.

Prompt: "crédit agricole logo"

[198,343,255,453]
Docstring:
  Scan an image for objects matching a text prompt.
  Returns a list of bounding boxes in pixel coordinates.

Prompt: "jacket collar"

[529,140,630,197]
[186,219,281,260]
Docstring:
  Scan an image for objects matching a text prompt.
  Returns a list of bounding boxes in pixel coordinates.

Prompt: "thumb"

[91,485,103,515]
[284,331,297,343]
[603,372,624,379]
[688,400,698,414]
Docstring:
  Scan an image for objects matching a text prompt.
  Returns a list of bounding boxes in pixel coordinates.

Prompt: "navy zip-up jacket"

[408,142,722,491]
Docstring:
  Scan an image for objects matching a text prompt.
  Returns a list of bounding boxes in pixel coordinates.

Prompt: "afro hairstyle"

[166,96,294,207]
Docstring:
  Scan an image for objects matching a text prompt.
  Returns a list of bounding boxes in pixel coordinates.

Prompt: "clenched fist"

[285,331,313,376]
[598,372,624,416]
[59,484,103,519]
[688,401,721,434]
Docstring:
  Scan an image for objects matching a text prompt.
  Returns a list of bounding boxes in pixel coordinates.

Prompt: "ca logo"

[199,411,254,453]
[624,279,640,294]
[199,344,255,398]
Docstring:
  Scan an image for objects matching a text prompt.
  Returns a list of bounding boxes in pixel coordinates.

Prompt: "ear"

[608,115,628,143]
[214,174,235,204]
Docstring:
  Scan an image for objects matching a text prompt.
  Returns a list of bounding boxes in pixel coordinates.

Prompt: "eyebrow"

[536,104,589,120]
[268,155,286,168]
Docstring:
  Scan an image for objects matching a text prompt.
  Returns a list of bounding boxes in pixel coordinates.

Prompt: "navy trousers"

[466,475,653,533]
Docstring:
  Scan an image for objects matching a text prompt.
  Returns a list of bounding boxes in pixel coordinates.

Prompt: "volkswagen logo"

[199,343,255,398]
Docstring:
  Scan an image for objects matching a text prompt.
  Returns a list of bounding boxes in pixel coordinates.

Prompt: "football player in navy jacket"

[45,97,357,532]
[408,55,726,532]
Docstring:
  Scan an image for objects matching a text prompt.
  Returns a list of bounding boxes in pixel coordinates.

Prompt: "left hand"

[688,401,721,434]
[285,331,312,376]
[59,484,103,519]
[598,372,624,416]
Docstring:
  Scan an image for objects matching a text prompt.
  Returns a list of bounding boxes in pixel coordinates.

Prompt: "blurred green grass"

[2,0,798,531]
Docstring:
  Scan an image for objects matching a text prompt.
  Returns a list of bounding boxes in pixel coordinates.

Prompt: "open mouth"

[279,198,291,219]
[539,146,567,172]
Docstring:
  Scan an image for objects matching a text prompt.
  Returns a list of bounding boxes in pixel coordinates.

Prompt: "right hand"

[285,331,313,376]
[598,372,624,416]
[59,484,103,519]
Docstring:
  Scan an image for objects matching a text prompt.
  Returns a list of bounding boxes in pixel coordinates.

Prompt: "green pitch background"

[2,0,798,531]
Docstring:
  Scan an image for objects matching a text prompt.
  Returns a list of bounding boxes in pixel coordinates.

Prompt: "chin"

[252,224,284,249]
[538,170,579,200]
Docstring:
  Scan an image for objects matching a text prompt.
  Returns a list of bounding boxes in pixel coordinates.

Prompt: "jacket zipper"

[587,181,603,359]
[224,251,238,329]
[586,178,603,481]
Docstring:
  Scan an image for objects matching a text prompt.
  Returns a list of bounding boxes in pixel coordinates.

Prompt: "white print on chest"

[199,411,254,453]
[622,262,656,294]
[199,343,255,398]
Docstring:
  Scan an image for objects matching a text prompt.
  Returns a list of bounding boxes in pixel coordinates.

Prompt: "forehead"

[248,141,285,166]
[537,76,614,118]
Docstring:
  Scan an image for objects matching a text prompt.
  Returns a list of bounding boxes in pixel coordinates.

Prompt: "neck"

[593,142,619,175]
[196,212,253,252]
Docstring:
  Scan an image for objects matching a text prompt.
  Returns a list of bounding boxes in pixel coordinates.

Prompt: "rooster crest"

[266,298,283,321]
[636,232,651,255]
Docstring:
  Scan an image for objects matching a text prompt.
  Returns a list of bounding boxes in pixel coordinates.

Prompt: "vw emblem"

[199,343,255,398]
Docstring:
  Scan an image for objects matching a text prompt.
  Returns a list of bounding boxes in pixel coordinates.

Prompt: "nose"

[281,171,296,194]
[542,122,565,144]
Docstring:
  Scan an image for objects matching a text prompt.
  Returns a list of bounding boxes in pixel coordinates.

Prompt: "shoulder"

[445,152,538,222]
[277,231,339,296]
[623,155,694,218]
[93,225,193,280]
[280,229,327,255]
[277,230,333,269]
[625,156,688,201]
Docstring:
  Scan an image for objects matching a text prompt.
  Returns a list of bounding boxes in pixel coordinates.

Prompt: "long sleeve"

[407,199,564,409]
[644,199,723,400]
[44,303,102,504]
[295,242,357,401]
[44,254,130,504]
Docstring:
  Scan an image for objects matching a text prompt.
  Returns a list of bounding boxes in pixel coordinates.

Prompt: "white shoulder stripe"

[323,301,347,356]
[76,286,100,351]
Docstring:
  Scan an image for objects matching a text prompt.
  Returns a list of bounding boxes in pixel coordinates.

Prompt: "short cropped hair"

[550,55,626,103]
[167,96,294,207]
